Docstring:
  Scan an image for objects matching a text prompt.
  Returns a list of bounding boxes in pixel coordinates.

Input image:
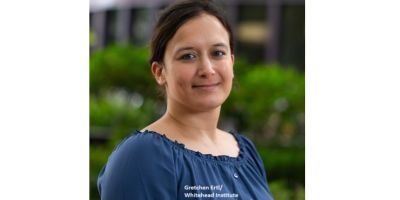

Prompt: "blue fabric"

[97,130,274,199]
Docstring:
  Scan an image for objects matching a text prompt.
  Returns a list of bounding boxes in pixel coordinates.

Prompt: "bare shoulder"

[141,120,182,141]
[141,119,164,133]
[217,129,236,140]
[217,129,240,153]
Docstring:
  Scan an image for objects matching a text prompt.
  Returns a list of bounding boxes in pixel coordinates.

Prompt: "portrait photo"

[90,0,304,199]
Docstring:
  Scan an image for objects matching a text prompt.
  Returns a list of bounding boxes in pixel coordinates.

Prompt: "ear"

[151,62,166,85]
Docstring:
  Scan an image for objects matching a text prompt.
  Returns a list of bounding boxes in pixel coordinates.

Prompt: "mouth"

[192,82,221,88]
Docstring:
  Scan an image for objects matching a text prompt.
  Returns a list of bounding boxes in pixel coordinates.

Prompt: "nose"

[198,56,216,77]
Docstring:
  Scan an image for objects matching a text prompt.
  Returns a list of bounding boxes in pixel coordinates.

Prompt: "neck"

[162,101,221,140]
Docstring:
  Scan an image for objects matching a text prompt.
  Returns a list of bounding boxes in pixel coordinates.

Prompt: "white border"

[0,0,89,199]
[306,0,400,199]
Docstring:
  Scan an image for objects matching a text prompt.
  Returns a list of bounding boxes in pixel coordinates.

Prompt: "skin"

[145,13,238,157]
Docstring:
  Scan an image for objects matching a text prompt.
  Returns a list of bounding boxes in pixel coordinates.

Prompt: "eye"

[179,53,196,61]
[212,50,226,58]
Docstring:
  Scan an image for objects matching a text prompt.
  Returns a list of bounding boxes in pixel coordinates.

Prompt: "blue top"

[97,130,274,200]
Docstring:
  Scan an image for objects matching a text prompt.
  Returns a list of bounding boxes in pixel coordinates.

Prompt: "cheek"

[221,63,234,79]
[167,67,194,88]
[221,64,234,91]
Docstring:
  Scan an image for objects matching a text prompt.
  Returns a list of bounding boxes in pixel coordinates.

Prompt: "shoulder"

[103,130,176,172]
[235,132,262,160]
[234,132,258,153]
[234,132,268,178]
[98,131,177,199]
[115,130,172,156]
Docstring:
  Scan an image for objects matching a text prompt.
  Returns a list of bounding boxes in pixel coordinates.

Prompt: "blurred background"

[90,0,304,199]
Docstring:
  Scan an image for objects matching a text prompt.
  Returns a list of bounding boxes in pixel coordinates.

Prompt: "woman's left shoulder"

[230,131,257,150]
[232,131,268,177]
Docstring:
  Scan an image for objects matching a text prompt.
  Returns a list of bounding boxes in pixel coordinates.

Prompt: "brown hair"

[149,0,234,65]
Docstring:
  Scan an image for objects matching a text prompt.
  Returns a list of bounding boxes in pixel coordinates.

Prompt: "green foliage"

[90,90,162,141]
[224,62,305,146]
[90,45,158,98]
[269,180,305,200]
[90,45,305,199]
[258,146,305,184]
[90,145,112,199]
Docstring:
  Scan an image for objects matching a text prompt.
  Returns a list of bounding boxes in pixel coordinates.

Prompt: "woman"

[97,0,274,199]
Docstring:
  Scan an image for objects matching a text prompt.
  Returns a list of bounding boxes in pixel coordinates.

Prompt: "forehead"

[166,13,230,51]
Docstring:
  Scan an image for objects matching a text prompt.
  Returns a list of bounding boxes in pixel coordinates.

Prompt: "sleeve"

[97,135,177,200]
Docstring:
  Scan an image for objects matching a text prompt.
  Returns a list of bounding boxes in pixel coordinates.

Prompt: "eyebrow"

[175,43,228,54]
[212,43,228,48]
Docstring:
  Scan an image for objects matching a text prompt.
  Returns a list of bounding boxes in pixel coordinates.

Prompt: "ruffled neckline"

[135,129,246,163]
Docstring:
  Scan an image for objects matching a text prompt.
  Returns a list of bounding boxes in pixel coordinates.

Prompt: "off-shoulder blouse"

[97,130,274,199]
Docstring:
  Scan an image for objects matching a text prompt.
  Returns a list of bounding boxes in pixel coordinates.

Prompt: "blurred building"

[90,0,304,70]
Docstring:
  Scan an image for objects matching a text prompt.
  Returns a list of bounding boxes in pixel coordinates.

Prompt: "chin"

[191,96,227,111]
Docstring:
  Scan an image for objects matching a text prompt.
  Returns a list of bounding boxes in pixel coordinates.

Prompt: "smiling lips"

[192,82,220,88]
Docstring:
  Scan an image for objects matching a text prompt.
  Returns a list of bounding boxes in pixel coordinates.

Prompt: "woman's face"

[159,13,234,112]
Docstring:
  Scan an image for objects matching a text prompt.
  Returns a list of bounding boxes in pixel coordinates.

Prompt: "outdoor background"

[90,0,305,199]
